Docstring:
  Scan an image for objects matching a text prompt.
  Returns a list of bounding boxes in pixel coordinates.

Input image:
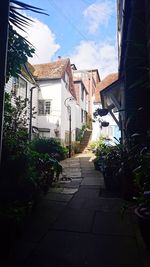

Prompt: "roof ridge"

[33,58,69,67]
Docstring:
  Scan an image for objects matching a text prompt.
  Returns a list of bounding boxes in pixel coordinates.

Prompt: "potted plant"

[133,151,150,250]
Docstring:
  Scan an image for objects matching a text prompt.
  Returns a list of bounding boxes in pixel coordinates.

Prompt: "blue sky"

[22,0,118,79]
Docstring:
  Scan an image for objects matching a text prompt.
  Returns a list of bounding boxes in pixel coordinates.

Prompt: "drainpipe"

[68,106,71,158]
[64,97,74,158]
[0,0,10,164]
[29,86,36,141]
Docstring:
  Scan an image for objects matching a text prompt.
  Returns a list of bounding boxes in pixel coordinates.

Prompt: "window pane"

[45,101,51,114]
[38,100,44,115]
[18,77,27,99]
[12,77,19,95]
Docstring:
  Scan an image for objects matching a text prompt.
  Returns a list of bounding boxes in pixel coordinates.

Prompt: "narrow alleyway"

[14,152,147,267]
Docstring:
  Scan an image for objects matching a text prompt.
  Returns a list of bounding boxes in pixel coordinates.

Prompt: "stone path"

[14,153,148,267]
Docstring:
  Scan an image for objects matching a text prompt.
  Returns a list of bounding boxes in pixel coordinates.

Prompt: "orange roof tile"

[33,58,69,80]
[95,73,118,103]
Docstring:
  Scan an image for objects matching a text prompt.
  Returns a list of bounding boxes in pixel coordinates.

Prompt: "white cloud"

[83,1,113,34]
[70,41,118,79]
[16,17,60,64]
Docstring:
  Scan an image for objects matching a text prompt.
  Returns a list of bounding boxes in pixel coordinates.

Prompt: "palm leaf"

[9,0,48,30]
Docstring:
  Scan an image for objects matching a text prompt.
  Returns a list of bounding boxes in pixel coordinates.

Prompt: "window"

[18,77,27,99]
[45,101,51,114]
[38,100,51,115]
[12,76,27,100]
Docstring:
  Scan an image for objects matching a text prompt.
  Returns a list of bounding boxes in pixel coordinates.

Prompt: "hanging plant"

[101,121,109,127]
[97,108,108,117]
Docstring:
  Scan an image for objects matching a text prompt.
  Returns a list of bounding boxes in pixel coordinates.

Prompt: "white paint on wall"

[36,78,78,143]
[92,102,120,143]
[37,79,61,138]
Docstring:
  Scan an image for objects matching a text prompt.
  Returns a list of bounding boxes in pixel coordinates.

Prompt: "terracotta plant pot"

[135,207,150,251]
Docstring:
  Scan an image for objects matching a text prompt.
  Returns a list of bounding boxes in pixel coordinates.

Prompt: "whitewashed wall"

[37,79,61,138]
[61,79,77,143]
[92,102,121,143]
[36,78,77,143]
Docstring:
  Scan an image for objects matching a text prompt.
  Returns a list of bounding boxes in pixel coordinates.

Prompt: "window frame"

[12,76,27,99]
[38,99,51,115]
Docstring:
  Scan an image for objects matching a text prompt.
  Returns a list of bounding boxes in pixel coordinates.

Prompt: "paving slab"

[81,170,100,174]
[69,196,124,212]
[80,163,94,167]
[92,211,134,236]
[51,208,94,232]
[82,173,102,178]
[99,188,121,198]
[82,198,124,212]
[81,177,103,186]
[62,188,78,194]
[62,167,81,171]
[80,185,102,189]
[58,178,82,188]
[19,201,66,242]
[74,188,100,199]
[64,172,82,178]
[44,192,73,202]
[63,170,82,177]
[18,231,141,267]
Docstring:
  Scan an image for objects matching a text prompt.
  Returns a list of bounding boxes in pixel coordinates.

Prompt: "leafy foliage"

[30,137,68,161]
[76,123,91,142]
[9,0,48,30]
[7,26,35,81]
[1,93,63,231]
[6,1,48,81]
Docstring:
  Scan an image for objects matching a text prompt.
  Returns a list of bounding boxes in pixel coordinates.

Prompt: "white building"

[5,64,39,134]
[33,58,78,144]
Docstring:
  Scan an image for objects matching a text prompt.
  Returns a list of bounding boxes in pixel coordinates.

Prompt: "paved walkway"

[14,153,148,267]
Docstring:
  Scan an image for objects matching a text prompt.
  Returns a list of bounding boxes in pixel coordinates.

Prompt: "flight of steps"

[79,129,92,153]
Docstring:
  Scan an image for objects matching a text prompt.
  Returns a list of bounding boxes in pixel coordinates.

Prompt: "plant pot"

[135,207,150,251]
[101,121,109,127]
[103,168,121,193]
[98,108,108,116]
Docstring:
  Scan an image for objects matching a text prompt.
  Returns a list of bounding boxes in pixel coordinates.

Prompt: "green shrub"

[28,150,62,192]
[0,93,63,232]
[30,137,68,161]
[90,136,106,151]
[76,123,91,142]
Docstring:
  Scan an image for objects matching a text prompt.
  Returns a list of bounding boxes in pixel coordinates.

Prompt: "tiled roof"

[33,58,69,79]
[95,73,118,103]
